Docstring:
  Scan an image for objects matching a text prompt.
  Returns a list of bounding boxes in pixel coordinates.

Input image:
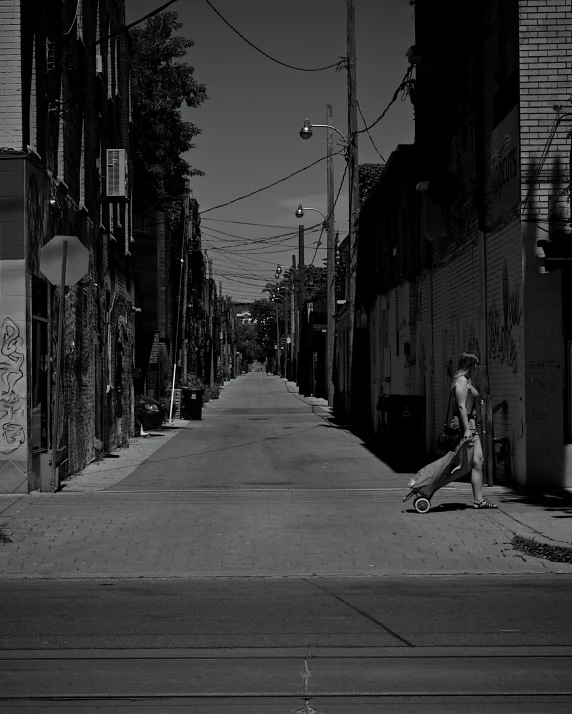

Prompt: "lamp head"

[299,119,313,140]
[295,204,304,219]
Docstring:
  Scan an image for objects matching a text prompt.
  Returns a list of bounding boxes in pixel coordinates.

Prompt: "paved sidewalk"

[282,377,572,552]
[0,375,570,579]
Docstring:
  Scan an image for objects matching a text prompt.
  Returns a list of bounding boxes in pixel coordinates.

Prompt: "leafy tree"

[131,12,207,217]
[359,162,385,205]
[250,299,283,360]
[234,322,263,364]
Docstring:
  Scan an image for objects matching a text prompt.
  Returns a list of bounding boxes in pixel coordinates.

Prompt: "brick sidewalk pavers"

[1,488,571,578]
[1,375,571,579]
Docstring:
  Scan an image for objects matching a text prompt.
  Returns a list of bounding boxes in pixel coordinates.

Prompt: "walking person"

[450,351,497,509]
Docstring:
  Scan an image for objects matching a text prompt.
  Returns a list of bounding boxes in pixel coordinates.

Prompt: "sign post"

[40,235,89,492]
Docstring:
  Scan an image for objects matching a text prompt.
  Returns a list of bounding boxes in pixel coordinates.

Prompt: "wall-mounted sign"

[490,106,520,223]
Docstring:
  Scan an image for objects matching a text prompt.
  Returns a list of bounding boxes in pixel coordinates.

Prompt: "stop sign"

[40,235,89,286]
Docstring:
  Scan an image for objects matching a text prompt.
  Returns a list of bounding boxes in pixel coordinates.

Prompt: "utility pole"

[180,196,190,383]
[283,292,288,379]
[209,259,214,386]
[275,301,280,376]
[326,103,336,407]
[347,0,360,419]
[297,225,306,392]
[291,255,297,382]
[219,280,224,378]
[230,303,235,378]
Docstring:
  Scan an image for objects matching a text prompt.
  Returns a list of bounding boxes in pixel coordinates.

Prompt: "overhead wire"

[357,99,386,163]
[310,159,349,265]
[201,218,296,229]
[202,0,343,73]
[199,153,341,215]
[63,0,81,35]
[83,0,181,50]
[357,66,414,135]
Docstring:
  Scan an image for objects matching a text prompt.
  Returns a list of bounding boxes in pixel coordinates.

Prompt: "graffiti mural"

[487,260,522,374]
[0,317,26,454]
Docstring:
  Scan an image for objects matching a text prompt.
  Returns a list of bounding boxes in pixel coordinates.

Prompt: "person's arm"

[454,377,472,439]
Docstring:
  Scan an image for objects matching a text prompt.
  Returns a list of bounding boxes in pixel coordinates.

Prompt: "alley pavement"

[0,372,571,579]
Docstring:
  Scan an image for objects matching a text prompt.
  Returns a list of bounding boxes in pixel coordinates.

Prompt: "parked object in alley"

[181,388,204,420]
[403,439,474,513]
[135,394,165,430]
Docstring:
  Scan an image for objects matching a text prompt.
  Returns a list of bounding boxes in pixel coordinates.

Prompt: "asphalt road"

[1,374,571,711]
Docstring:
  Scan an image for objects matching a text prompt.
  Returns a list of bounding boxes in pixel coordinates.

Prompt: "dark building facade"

[0,0,135,492]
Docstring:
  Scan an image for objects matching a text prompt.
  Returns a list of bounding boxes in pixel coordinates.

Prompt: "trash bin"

[378,394,425,454]
[181,388,204,420]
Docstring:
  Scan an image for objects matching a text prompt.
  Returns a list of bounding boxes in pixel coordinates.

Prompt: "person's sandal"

[474,499,497,509]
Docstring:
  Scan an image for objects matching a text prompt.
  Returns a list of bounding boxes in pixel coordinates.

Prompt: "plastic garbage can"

[181,388,204,420]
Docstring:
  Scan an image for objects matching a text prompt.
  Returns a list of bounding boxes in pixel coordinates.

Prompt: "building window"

[77,0,83,41]
[57,88,64,182]
[107,24,112,98]
[29,37,37,151]
[79,118,85,207]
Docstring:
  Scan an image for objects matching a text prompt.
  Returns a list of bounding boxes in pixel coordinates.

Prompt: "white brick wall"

[519,0,572,487]
[0,0,23,148]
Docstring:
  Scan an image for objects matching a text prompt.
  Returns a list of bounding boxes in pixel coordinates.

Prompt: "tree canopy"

[131,11,207,216]
[359,163,385,205]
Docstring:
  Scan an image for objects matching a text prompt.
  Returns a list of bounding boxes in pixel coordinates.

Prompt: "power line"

[357,99,386,163]
[310,159,348,265]
[201,218,296,229]
[84,0,181,50]
[203,0,342,73]
[199,153,340,215]
[357,67,413,135]
[63,0,81,35]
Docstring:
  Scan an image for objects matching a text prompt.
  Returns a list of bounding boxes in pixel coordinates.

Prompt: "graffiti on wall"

[0,317,26,454]
[528,360,558,423]
[487,260,522,374]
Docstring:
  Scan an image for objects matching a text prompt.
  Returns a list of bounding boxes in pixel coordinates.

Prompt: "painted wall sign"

[490,107,520,223]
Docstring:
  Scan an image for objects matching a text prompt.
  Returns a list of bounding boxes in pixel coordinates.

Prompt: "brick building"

[353,0,572,488]
[0,0,135,493]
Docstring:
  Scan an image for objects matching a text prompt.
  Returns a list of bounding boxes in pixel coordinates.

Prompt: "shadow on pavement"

[403,503,471,515]
[497,488,572,519]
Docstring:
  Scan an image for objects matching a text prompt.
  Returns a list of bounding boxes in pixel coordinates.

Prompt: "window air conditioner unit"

[106,149,127,198]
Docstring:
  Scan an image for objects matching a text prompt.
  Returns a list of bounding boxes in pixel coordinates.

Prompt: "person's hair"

[452,351,480,387]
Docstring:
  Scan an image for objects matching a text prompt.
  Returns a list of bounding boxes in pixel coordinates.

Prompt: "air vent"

[106,149,127,198]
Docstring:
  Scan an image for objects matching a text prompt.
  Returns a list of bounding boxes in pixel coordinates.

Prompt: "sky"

[125,0,416,303]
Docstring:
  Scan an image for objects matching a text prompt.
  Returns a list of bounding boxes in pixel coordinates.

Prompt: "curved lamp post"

[270,289,286,377]
[295,205,328,226]
[298,110,342,405]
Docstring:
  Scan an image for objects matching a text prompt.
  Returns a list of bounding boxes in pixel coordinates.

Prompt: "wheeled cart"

[403,439,474,513]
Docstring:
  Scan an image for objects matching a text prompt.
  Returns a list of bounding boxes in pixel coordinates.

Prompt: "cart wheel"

[414,497,431,514]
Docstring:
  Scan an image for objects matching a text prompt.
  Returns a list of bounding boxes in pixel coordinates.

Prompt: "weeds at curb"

[512,535,572,563]
[0,527,12,544]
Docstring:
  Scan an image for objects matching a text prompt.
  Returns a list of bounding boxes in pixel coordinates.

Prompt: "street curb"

[1,570,572,580]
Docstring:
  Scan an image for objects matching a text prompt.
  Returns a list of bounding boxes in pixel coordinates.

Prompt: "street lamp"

[299,118,347,145]
[295,205,328,226]
[298,107,341,406]
[270,290,286,378]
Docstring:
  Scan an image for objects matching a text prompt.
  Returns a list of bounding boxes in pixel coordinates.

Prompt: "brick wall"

[0,0,23,148]
[519,0,572,486]
[14,0,136,477]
